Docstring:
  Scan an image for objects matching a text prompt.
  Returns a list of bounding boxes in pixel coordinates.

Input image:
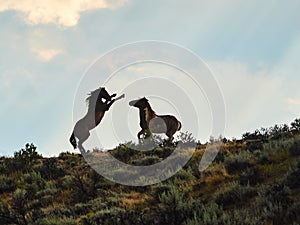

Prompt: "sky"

[0,0,300,156]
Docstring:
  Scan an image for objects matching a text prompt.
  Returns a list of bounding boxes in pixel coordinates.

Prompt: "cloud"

[0,0,127,27]
[287,98,300,106]
[287,97,300,115]
[31,48,63,61]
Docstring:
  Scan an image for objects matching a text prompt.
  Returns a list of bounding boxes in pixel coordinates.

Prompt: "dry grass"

[121,192,150,208]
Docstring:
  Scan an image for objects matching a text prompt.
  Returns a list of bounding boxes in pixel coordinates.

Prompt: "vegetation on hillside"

[1,118,300,225]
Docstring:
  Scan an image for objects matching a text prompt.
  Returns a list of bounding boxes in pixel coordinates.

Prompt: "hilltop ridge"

[1,118,300,224]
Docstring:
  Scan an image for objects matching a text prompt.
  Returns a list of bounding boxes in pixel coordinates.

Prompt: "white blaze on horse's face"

[100,88,112,102]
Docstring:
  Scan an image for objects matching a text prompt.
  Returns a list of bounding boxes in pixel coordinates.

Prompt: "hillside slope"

[1,119,300,225]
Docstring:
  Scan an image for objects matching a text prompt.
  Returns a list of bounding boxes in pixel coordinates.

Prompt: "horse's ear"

[143,97,148,101]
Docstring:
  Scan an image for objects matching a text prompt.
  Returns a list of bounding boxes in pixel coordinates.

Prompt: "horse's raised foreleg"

[137,129,152,140]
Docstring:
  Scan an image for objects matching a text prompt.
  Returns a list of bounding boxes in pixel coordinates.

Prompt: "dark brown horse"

[70,87,124,153]
[129,97,181,142]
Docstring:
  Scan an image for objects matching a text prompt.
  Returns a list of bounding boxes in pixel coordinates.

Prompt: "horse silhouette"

[70,87,124,153]
[129,97,181,142]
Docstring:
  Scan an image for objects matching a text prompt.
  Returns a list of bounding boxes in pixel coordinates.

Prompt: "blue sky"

[0,0,300,156]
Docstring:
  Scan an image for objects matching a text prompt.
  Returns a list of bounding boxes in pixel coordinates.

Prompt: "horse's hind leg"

[166,128,177,143]
[78,131,90,154]
[167,134,174,143]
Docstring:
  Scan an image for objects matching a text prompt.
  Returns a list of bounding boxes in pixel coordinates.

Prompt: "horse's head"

[99,87,112,102]
[86,87,113,109]
[129,97,149,109]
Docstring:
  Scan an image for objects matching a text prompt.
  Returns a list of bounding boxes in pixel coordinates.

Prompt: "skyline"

[0,0,300,156]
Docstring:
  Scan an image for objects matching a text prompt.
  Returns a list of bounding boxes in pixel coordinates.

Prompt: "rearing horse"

[129,97,181,142]
[70,87,124,153]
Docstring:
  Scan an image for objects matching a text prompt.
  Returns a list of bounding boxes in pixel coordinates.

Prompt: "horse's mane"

[86,88,103,109]
[144,98,156,116]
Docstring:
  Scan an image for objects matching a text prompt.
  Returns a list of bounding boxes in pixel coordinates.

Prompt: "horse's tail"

[69,132,77,149]
[177,121,182,131]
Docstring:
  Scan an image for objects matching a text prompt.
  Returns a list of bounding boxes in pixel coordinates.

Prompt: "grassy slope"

[1,128,300,224]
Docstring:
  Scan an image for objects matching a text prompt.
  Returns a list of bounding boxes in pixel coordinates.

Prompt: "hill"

[1,118,300,225]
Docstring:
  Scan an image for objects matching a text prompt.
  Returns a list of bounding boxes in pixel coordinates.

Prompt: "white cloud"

[0,0,127,27]
[287,98,300,106]
[31,48,63,61]
[287,97,300,115]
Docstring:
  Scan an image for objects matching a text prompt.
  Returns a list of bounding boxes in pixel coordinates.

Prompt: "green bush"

[284,161,300,189]
[11,188,29,224]
[153,184,172,201]
[256,183,292,225]
[0,200,18,225]
[0,175,17,194]
[110,145,138,163]
[157,186,195,225]
[14,143,42,171]
[36,216,76,225]
[286,201,300,224]
[230,209,261,225]
[131,155,161,166]
[290,139,300,156]
[177,131,197,146]
[214,182,254,206]
[36,158,65,180]
[239,167,260,186]
[83,207,136,225]
[224,151,252,174]
[246,140,264,152]
[184,203,230,225]
[152,146,174,158]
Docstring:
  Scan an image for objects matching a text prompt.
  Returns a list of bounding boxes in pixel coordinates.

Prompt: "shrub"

[152,146,174,158]
[239,167,260,186]
[11,188,29,225]
[0,200,17,225]
[291,118,300,132]
[230,209,261,225]
[284,161,300,189]
[23,172,46,200]
[110,145,138,163]
[170,167,196,184]
[131,155,161,166]
[256,183,292,225]
[36,158,65,180]
[35,216,76,225]
[72,203,93,216]
[286,201,300,224]
[14,143,42,171]
[153,184,172,201]
[184,203,230,225]
[177,132,197,147]
[246,140,264,152]
[157,186,194,225]
[290,139,300,156]
[84,207,136,225]
[224,151,252,174]
[0,175,17,194]
[214,182,254,206]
